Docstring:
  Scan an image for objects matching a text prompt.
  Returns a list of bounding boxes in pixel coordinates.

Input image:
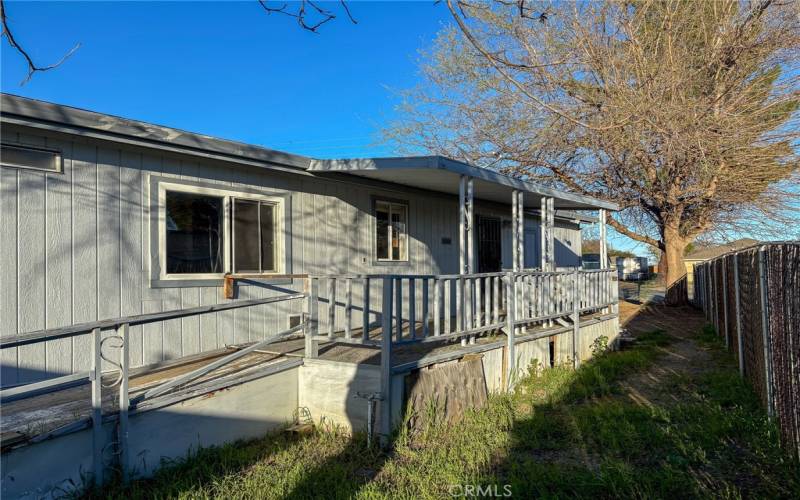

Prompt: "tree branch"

[258,0,356,33]
[0,0,80,85]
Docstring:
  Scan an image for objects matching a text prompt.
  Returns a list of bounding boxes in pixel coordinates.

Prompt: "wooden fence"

[693,242,800,459]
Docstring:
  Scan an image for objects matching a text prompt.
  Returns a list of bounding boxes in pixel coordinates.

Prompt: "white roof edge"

[310,156,619,211]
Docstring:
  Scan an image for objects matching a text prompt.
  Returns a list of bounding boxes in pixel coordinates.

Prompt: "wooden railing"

[2,268,619,480]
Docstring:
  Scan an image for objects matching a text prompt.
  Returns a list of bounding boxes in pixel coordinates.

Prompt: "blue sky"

[1,1,451,157]
[0,1,690,254]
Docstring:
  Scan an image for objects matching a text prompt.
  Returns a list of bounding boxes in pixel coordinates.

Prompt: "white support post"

[459,175,467,275]
[467,177,474,274]
[461,176,474,345]
[547,197,555,272]
[599,209,608,270]
[517,191,524,271]
[540,197,547,271]
[512,190,519,272]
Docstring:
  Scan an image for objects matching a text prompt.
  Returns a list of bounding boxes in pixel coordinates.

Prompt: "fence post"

[118,323,130,483]
[572,268,580,368]
[90,327,104,487]
[722,256,729,349]
[758,247,774,418]
[504,272,516,391]
[733,253,744,376]
[305,278,319,358]
[380,277,394,448]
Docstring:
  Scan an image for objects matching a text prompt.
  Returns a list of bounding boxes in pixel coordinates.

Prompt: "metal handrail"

[0,293,305,349]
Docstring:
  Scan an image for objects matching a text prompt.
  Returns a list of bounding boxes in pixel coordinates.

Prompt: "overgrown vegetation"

[91,328,799,499]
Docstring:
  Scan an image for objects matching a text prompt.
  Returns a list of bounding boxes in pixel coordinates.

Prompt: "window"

[155,180,284,281]
[1,144,62,173]
[375,200,408,261]
[166,191,224,274]
[233,199,277,273]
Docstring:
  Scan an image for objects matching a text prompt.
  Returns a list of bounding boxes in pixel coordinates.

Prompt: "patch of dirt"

[618,301,714,406]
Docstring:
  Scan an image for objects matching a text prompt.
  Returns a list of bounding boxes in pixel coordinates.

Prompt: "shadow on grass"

[486,329,800,498]
[90,321,799,498]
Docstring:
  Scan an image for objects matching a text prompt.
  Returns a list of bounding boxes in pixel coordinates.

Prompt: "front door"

[477,216,502,272]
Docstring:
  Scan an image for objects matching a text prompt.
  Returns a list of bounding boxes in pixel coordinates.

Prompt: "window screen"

[1,144,61,173]
[165,191,224,274]
[375,200,408,261]
[233,199,277,273]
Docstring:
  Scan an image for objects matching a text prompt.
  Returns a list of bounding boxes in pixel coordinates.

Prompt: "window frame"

[231,197,280,274]
[0,143,63,173]
[373,197,410,264]
[152,178,286,285]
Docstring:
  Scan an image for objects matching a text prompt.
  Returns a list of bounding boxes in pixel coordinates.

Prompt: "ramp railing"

[0,292,306,486]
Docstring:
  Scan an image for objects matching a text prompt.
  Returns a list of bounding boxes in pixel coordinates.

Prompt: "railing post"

[421,278,429,338]
[409,278,416,340]
[505,272,516,391]
[327,278,336,339]
[733,253,744,376]
[345,278,353,341]
[362,277,371,344]
[380,277,393,448]
[758,247,774,418]
[118,323,130,483]
[572,268,580,368]
[395,278,403,342]
[433,278,441,337]
[305,278,319,358]
[90,327,104,487]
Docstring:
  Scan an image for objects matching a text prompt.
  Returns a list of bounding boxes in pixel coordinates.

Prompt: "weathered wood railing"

[0,292,306,487]
[2,268,619,478]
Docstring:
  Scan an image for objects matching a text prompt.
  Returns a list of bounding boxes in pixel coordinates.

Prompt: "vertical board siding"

[0,128,584,383]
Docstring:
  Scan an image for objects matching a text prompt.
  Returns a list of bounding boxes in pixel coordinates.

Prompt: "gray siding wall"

[0,125,581,384]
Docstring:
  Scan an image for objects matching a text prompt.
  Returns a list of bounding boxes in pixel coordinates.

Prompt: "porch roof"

[309,156,618,211]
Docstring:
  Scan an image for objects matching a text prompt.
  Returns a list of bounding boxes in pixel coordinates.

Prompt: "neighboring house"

[616,256,649,280]
[684,238,759,291]
[0,94,615,385]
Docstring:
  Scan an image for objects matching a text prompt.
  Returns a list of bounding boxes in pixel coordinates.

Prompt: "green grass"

[89,327,799,499]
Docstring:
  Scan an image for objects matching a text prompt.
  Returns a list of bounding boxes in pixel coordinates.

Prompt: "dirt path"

[617,300,714,406]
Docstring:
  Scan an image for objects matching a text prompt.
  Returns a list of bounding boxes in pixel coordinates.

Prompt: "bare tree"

[388,0,800,304]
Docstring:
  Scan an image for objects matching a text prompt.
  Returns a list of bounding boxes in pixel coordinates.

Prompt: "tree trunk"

[662,228,688,306]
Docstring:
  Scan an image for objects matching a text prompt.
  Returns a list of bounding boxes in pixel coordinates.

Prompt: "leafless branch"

[0,0,80,85]
[258,0,356,33]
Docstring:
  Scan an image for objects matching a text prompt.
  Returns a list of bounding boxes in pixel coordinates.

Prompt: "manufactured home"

[0,94,619,497]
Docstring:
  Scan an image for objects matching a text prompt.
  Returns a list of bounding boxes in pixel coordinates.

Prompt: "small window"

[166,191,224,274]
[375,200,408,261]
[233,199,277,273]
[1,144,62,173]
